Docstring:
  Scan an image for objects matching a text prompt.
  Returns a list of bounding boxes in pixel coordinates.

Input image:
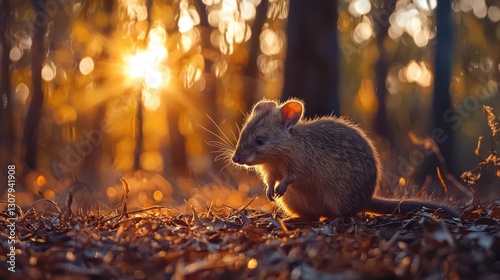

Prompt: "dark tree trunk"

[133,96,144,170]
[23,0,48,170]
[416,0,456,183]
[373,0,396,145]
[431,0,455,173]
[282,0,339,117]
[0,0,14,163]
[242,0,268,110]
[167,107,188,176]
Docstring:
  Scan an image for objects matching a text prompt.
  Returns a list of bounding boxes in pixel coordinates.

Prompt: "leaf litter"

[1,194,500,280]
[1,107,500,279]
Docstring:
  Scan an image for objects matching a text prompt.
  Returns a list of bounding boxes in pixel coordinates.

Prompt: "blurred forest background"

[0,0,499,211]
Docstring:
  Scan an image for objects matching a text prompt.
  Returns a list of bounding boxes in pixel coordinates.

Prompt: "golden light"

[402,60,432,87]
[388,2,434,46]
[42,62,56,82]
[349,0,372,17]
[107,187,117,198]
[140,150,163,170]
[178,0,200,36]
[356,79,377,112]
[142,88,162,111]
[247,258,258,269]
[9,47,22,61]
[66,251,76,261]
[53,105,78,125]
[79,56,94,75]
[36,176,47,187]
[352,16,373,44]
[125,25,169,90]
[240,0,256,20]
[206,0,258,53]
[126,52,164,88]
[202,0,222,6]
[15,83,29,105]
[153,190,163,201]
[414,0,437,11]
[44,189,55,200]
[399,177,406,186]
[417,63,432,88]
[404,60,422,82]
[260,29,281,56]
[178,10,195,33]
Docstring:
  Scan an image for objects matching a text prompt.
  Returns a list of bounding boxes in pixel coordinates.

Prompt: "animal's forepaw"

[274,183,287,198]
[266,187,275,202]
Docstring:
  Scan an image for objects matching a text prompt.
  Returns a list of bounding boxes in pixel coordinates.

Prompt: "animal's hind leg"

[277,189,320,221]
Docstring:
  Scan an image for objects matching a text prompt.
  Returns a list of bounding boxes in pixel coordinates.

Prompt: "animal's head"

[232,99,304,166]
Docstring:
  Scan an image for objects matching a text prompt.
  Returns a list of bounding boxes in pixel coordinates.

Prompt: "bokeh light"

[9,47,22,62]
[42,62,56,82]
[106,187,117,198]
[142,88,161,111]
[488,6,500,22]
[15,83,29,105]
[388,1,434,47]
[205,0,260,54]
[260,29,281,56]
[126,25,169,92]
[400,60,432,87]
[44,190,55,200]
[414,0,437,12]
[349,0,371,17]
[153,190,163,201]
[247,258,258,269]
[36,176,47,187]
[79,56,94,75]
[352,16,373,44]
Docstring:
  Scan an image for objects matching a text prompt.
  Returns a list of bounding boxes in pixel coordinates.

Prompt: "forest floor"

[1,193,499,280]
[1,107,499,279]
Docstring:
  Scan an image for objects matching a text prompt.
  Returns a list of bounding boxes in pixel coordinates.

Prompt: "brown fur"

[232,99,458,220]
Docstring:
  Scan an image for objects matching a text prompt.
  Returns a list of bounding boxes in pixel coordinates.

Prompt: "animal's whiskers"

[201,115,238,172]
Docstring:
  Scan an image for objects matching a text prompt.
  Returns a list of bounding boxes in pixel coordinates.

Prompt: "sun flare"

[126,50,167,89]
[125,25,169,90]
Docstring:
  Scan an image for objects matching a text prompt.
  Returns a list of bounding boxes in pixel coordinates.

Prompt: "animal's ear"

[280,101,303,128]
[253,101,277,113]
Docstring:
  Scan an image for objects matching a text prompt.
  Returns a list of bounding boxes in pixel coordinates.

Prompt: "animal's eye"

[255,136,265,146]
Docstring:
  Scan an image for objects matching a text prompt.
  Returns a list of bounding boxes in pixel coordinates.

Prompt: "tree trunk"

[416,0,456,183]
[373,0,396,145]
[134,96,144,170]
[431,0,455,173]
[242,0,268,110]
[281,0,339,117]
[431,0,456,172]
[23,0,47,170]
[0,0,13,163]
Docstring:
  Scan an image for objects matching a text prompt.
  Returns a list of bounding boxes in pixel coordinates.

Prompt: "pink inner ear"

[281,102,302,119]
[280,101,303,127]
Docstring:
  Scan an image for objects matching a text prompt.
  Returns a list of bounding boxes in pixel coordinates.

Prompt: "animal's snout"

[232,154,240,164]
[232,150,256,166]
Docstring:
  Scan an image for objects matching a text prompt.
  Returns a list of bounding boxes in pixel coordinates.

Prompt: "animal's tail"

[365,198,460,218]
